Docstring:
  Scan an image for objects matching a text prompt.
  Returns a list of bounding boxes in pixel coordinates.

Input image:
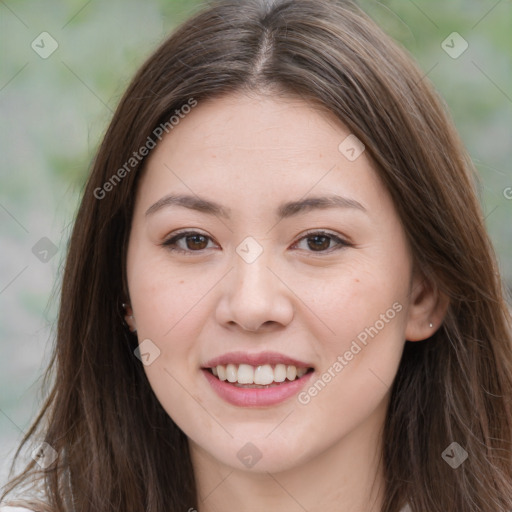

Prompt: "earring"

[122,303,137,333]
[429,322,433,328]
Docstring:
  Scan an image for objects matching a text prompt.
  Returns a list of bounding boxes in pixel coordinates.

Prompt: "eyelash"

[161,229,351,255]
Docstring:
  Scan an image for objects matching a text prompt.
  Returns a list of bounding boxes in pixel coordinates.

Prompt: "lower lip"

[202,368,314,407]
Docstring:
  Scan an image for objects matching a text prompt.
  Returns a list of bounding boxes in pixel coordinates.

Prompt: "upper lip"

[203,351,313,369]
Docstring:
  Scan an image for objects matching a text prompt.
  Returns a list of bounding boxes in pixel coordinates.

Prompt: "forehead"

[136,92,389,218]
[150,93,350,162]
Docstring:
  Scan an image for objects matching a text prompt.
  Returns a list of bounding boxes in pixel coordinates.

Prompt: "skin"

[125,92,447,512]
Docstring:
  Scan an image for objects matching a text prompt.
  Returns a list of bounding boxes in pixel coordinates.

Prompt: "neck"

[189,403,386,512]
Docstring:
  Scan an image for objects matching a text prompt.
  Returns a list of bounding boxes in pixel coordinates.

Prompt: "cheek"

[287,257,408,349]
[130,274,208,366]
[290,255,409,404]
[293,276,407,450]
[130,272,212,433]
[126,250,211,400]
[128,245,211,343]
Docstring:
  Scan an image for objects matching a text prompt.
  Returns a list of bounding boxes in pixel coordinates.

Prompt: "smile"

[202,352,315,407]
[209,363,310,386]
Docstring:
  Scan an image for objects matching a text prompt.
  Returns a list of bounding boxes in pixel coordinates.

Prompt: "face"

[126,92,416,474]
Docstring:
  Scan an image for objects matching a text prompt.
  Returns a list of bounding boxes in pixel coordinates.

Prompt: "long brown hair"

[2,1,511,510]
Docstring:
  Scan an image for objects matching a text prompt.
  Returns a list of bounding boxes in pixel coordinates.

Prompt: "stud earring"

[122,303,137,333]
[429,322,433,328]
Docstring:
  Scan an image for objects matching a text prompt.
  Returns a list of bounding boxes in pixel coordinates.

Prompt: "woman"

[2,0,511,511]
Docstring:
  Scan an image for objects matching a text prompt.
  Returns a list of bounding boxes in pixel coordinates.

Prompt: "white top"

[0,508,34,512]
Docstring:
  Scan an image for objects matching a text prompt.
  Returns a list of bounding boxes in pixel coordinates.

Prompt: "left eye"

[162,230,349,254]
[292,231,349,252]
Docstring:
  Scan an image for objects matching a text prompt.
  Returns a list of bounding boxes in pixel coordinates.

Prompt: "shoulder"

[0,507,36,512]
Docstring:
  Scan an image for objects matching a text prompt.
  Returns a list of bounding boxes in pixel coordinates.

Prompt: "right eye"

[161,230,219,254]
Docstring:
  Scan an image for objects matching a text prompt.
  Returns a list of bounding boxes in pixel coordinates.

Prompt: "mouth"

[205,363,314,388]
[201,353,315,407]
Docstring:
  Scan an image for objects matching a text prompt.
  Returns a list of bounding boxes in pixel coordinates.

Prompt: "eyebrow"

[145,193,367,219]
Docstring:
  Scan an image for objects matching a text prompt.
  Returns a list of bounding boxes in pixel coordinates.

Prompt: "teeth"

[254,364,274,385]
[217,365,226,381]
[210,363,310,385]
[296,367,307,378]
[286,365,297,381]
[274,364,287,382]
[237,364,254,384]
[226,363,237,383]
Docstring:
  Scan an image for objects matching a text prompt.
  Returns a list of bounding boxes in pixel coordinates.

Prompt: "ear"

[404,272,449,342]
[122,303,137,333]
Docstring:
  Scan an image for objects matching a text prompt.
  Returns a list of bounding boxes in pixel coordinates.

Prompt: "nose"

[215,249,295,333]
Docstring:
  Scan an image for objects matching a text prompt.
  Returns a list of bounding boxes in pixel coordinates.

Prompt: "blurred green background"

[1,0,511,485]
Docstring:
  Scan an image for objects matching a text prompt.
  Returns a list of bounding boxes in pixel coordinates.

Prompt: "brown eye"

[185,234,208,250]
[293,231,350,253]
[162,231,216,254]
[307,235,331,251]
